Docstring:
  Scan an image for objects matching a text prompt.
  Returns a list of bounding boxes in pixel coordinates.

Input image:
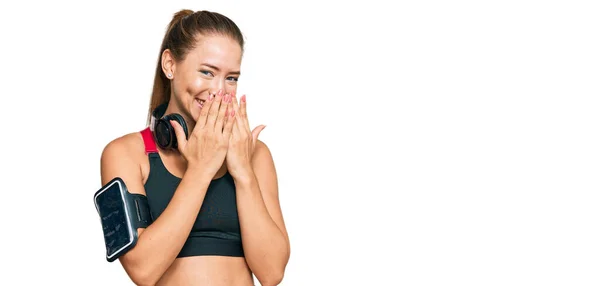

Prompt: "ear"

[161,49,176,79]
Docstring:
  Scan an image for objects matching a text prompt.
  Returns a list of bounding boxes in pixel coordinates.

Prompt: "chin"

[188,100,204,121]
[188,110,199,123]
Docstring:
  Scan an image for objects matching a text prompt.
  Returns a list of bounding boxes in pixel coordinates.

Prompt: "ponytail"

[146,9,194,125]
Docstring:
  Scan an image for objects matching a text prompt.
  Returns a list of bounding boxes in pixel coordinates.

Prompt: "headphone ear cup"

[153,113,188,150]
[169,114,189,140]
[153,118,176,150]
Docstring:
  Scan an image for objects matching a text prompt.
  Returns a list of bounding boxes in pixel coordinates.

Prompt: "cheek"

[228,86,238,96]
[187,77,209,95]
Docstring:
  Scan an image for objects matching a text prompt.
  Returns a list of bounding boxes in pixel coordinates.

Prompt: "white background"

[0,0,599,285]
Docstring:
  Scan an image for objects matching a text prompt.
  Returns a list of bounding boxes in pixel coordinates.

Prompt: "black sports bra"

[140,127,244,258]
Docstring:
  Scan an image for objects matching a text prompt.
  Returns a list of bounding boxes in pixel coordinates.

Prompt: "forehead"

[185,34,242,70]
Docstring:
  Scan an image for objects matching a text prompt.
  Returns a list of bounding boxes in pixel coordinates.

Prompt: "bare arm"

[100,137,213,286]
[234,140,290,286]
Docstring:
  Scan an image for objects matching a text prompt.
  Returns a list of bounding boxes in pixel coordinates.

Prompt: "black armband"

[93,177,154,262]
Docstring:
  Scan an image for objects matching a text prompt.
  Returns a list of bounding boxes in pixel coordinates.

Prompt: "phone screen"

[95,179,134,260]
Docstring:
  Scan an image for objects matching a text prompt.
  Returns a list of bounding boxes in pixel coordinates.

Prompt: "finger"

[229,94,244,134]
[230,92,239,113]
[205,89,224,128]
[195,91,215,130]
[232,117,243,142]
[170,120,187,152]
[222,105,236,139]
[223,90,235,132]
[240,94,251,131]
[232,94,248,135]
[215,92,231,132]
[251,125,266,152]
[251,125,266,145]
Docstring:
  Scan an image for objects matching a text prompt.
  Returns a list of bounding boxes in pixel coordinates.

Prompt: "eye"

[199,70,214,77]
[227,76,239,82]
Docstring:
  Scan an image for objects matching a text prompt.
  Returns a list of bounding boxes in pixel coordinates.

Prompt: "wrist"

[232,168,256,186]
[184,164,215,182]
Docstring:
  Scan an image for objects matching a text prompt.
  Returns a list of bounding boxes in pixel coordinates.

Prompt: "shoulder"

[252,139,277,176]
[100,131,148,186]
[101,131,146,161]
[253,139,274,162]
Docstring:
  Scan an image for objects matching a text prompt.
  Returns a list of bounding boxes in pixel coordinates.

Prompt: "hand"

[225,93,266,179]
[171,90,235,177]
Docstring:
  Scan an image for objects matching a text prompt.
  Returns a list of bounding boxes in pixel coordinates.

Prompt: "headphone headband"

[150,102,169,132]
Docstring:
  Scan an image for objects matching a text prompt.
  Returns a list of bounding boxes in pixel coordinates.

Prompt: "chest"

[145,170,241,234]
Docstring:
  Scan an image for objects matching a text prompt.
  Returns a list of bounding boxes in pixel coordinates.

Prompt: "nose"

[210,78,234,96]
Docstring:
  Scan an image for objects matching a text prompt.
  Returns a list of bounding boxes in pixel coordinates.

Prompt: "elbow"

[131,273,157,286]
[256,268,285,286]
[128,268,160,286]
[121,258,161,286]
[254,248,289,286]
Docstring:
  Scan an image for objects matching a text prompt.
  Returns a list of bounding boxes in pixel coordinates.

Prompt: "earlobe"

[161,49,175,79]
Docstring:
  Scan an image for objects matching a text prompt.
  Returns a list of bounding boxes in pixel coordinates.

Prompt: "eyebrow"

[202,63,241,75]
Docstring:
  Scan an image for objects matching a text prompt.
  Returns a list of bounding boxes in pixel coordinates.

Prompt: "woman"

[100,9,290,286]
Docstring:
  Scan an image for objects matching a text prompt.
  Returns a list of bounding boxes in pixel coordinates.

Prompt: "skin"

[100,34,290,286]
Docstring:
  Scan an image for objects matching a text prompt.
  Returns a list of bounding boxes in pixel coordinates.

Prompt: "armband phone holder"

[93,177,153,262]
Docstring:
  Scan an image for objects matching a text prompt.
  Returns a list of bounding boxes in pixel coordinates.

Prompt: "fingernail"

[218,89,223,96]
[241,94,246,103]
[209,93,214,101]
